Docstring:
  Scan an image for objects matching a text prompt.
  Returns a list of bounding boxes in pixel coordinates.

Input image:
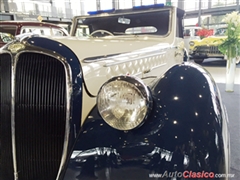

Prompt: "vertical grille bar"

[0,54,14,180]
[15,53,67,180]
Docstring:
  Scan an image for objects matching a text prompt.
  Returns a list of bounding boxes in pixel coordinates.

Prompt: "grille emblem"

[8,43,25,53]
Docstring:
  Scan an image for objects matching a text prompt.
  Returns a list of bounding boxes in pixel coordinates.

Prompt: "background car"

[188,27,232,64]
[0,21,69,48]
[183,26,202,52]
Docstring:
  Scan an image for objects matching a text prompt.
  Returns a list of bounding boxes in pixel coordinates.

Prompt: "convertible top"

[75,5,185,19]
[71,5,185,37]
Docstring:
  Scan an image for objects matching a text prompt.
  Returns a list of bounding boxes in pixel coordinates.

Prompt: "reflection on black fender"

[64,62,229,180]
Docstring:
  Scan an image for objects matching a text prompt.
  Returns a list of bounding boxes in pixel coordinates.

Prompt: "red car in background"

[0,21,69,47]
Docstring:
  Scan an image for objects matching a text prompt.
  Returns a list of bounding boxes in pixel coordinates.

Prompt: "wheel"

[193,59,204,64]
[90,30,114,37]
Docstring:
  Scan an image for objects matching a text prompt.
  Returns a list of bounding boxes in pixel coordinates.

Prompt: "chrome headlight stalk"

[97,75,153,131]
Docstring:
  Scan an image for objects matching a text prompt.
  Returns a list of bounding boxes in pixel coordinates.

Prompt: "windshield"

[74,9,170,37]
[21,27,68,36]
[214,27,227,36]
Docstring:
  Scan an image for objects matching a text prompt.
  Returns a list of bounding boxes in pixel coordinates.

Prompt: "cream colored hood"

[51,36,170,58]
[49,36,178,96]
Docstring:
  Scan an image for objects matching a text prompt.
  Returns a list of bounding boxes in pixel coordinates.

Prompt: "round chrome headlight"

[97,76,152,131]
[189,41,195,46]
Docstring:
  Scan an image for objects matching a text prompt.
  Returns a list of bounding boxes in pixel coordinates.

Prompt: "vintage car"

[0,4,230,180]
[188,27,232,64]
[183,26,202,52]
[0,21,69,48]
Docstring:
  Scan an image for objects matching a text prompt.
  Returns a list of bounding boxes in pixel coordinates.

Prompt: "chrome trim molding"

[9,45,72,180]
[104,50,167,67]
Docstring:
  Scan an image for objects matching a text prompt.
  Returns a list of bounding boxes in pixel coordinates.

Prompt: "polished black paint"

[64,62,228,180]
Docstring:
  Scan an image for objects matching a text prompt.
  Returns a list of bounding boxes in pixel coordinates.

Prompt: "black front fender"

[64,62,229,180]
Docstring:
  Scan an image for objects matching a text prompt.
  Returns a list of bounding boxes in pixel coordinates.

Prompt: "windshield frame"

[71,7,173,38]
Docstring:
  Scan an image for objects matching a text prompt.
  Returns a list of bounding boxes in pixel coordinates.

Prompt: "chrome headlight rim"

[189,41,195,46]
[97,75,153,131]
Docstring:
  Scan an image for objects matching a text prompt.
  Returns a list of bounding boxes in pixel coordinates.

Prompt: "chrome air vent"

[0,52,67,180]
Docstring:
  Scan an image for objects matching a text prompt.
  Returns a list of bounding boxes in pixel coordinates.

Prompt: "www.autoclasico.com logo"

[149,171,235,178]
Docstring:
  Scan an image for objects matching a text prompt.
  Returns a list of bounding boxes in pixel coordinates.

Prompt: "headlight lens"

[189,41,195,46]
[97,76,152,130]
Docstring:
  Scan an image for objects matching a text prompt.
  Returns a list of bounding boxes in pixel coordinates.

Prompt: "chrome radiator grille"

[0,54,14,180]
[195,45,222,54]
[0,52,67,180]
